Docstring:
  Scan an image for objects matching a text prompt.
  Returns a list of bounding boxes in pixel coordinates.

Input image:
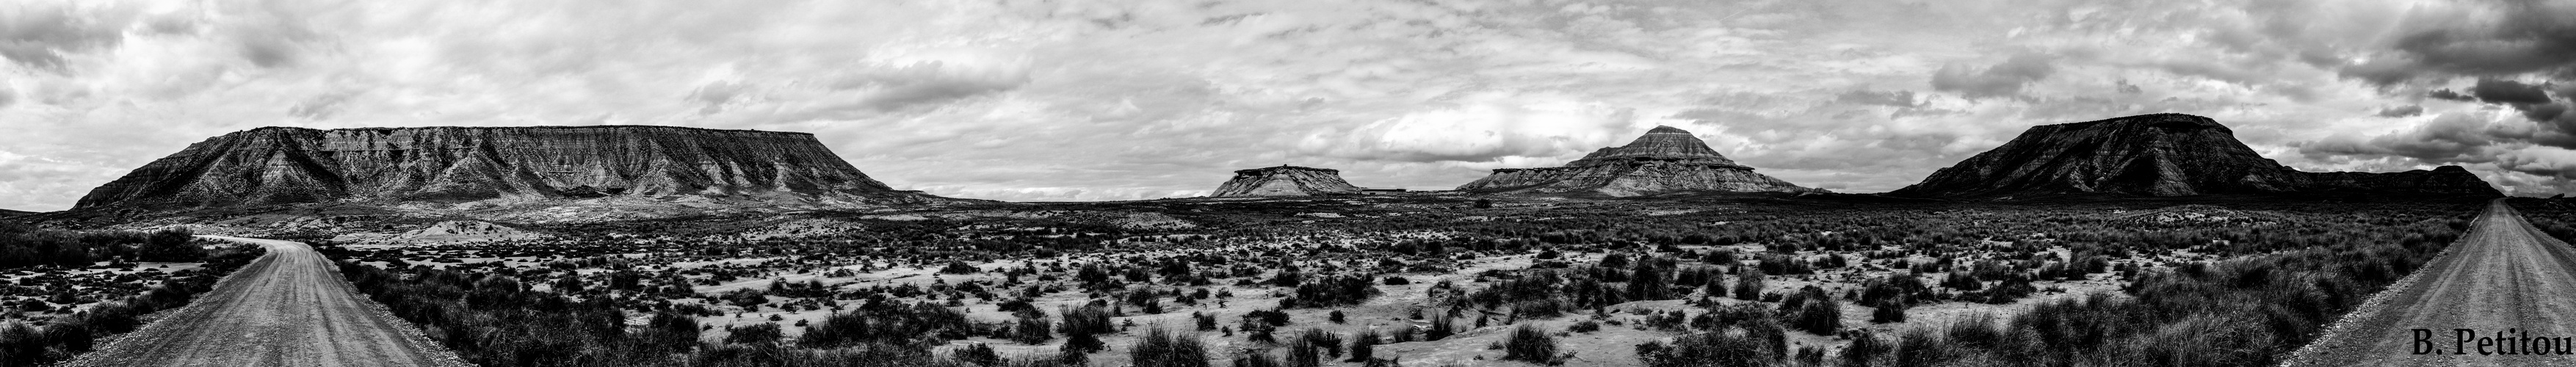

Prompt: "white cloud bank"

[1,0,2572,210]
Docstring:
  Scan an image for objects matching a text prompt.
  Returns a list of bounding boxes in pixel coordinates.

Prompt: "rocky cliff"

[1889,113,2501,198]
[1456,126,1819,196]
[1212,166,1364,197]
[76,126,953,211]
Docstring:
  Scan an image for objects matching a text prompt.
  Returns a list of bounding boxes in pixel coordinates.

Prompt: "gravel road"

[2284,200,2576,366]
[65,236,466,367]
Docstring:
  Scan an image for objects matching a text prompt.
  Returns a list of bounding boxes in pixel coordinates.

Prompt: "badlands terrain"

[0,114,2556,367]
[20,193,2512,367]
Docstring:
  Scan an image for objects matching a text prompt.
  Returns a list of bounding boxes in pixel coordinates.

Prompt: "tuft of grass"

[1129,326,1210,367]
[1501,324,1563,366]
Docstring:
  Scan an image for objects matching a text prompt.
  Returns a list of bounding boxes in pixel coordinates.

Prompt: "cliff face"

[1457,126,1818,196]
[1212,166,1364,197]
[76,126,943,210]
[1890,113,2501,198]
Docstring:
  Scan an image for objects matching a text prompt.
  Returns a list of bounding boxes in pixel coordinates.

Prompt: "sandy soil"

[64,236,468,367]
[2284,200,2576,366]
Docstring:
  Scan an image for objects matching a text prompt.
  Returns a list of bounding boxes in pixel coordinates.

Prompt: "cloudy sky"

[2,0,2574,210]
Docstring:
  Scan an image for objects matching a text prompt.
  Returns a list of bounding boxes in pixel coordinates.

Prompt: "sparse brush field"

[2509,197,2576,244]
[0,223,265,366]
[318,195,2481,367]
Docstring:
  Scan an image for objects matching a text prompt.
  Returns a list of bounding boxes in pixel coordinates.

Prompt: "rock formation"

[1212,165,1364,197]
[1456,126,1819,196]
[331,220,551,244]
[76,126,957,211]
[1889,113,2501,198]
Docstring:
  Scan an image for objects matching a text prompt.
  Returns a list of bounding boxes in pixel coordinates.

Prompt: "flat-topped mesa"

[75,125,947,210]
[1212,165,1364,197]
[1457,126,1817,197]
[1890,113,2502,198]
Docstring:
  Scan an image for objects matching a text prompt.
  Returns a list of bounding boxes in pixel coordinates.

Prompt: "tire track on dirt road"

[2284,200,2576,366]
[65,236,466,367]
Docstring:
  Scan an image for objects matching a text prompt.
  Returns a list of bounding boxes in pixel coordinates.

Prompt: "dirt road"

[66,236,465,367]
[2284,200,2576,366]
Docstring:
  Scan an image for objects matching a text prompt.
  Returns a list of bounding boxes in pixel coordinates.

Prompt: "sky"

[2,0,2575,210]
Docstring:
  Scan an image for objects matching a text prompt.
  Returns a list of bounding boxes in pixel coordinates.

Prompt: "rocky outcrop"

[1456,126,1819,196]
[1890,113,2501,198]
[332,220,551,244]
[1212,165,1364,197]
[76,126,955,211]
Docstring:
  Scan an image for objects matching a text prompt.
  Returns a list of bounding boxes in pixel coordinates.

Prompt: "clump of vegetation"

[1452,263,1671,318]
[1281,275,1381,308]
[344,263,989,366]
[1732,268,1766,301]
[308,192,2481,367]
[1346,330,1381,362]
[1828,202,2475,366]
[1870,299,1909,324]
[796,301,974,347]
[1501,324,1563,365]
[938,261,980,275]
[0,230,261,367]
[0,225,206,268]
[1129,327,1209,367]
[1636,303,1790,367]
[1007,309,1052,344]
[1772,286,1841,335]
[725,323,784,344]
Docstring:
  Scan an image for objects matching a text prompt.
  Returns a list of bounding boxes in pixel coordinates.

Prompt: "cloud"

[2297,1,2576,88]
[239,37,298,68]
[2163,0,2576,195]
[2376,105,2422,117]
[687,81,745,115]
[2522,103,2576,129]
[1931,53,2055,99]
[2298,111,2576,192]
[1834,89,1918,107]
[2470,79,2553,104]
[286,91,360,120]
[1294,95,1636,164]
[2379,1,2576,79]
[140,12,198,35]
[2437,78,2576,134]
[2483,167,2576,196]
[0,4,128,71]
[0,150,120,211]
[12,0,2576,208]
[842,61,1030,112]
[2429,89,2475,101]
[2493,147,2576,179]
[2303,113,2533,163]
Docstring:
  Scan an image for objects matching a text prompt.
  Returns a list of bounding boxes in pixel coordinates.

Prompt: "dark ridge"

[1890,113,2500,199]
[236,125,818,136]
[73,125,922,211]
